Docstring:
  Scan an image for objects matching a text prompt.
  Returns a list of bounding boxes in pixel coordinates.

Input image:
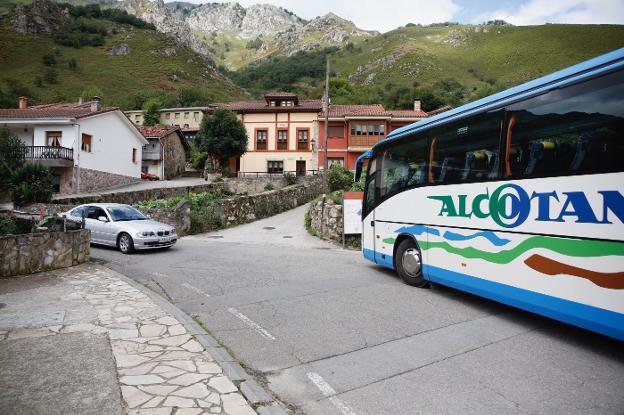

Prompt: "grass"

[0,18,247,109]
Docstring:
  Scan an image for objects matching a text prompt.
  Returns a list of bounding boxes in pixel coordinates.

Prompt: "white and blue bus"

[354,48,624,341]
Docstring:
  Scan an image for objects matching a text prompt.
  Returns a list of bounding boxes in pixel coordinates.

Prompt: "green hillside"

[0,4,247,110]
[230,23,624,110]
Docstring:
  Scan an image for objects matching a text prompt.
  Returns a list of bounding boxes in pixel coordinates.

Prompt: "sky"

[172,0,624,32]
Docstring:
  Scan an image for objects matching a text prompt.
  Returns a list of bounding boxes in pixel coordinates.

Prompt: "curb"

[104,266,288,415]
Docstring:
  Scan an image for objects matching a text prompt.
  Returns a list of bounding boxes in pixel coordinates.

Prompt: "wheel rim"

[119,235,129,251]
[402,248,421,277]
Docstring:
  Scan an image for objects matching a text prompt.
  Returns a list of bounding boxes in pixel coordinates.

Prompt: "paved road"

[92,204,624,415]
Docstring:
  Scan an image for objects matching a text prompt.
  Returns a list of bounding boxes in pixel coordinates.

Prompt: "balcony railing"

[25,146,73,161]
[349,135,385,147]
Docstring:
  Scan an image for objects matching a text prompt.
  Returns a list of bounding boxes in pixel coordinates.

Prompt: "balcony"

[142,151,162,161]
[25,146,73,167]
[348,135,385,150]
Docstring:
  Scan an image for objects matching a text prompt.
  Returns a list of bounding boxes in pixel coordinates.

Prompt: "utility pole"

[323,56,330,193]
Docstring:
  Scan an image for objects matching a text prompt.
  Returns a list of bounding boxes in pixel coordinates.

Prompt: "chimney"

[18,96,28,109]
[78,96,84,105]
[413,99,421,112]
[90,96,101,112]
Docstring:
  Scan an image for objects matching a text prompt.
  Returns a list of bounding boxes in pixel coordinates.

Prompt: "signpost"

[342,191,364,248]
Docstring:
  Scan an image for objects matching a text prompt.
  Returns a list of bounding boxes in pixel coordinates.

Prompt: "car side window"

[70,207,84,217]
[85,206,106,220]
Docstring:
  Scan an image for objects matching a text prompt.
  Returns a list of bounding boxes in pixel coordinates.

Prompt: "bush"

[264,183,274,191]
[68,58,77,70]
[284,172,297,186]
[10,163,54,206]
[44,69,58,84]
[327,163,353,192]
[190,151,209,170]
[212,176,224,183]
[0,216,18,236]
[42,53,56,66]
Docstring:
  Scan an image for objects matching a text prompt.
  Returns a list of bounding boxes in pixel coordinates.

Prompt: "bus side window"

[363,157,378,214]
[377,132,428,201]
[430,111,503,184]
[505,69,624,178]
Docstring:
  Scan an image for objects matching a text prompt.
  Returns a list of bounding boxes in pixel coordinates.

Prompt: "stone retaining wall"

[141,200,192,236]
[0,229,90,278]
[53,183,227,206]
[79,167,141,194]
[217,178,323,227]
[309,196,344,242]
[223,175,318,195]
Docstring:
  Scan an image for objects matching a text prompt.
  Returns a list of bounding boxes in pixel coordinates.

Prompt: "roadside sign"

[343,191,364,235]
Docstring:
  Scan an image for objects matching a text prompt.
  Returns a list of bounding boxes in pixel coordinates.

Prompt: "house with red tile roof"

[138,126,188,180]
[0,97,148,194]
[317,100,428,169]
[210,93,323,175]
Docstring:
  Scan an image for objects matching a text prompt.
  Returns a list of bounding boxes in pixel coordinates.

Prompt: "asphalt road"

[91,204,624,415]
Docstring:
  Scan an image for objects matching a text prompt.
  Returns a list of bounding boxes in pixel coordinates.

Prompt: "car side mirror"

[98,216,109,222]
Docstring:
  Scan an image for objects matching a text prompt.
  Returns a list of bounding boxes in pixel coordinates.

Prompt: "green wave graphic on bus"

[420,237,622,264]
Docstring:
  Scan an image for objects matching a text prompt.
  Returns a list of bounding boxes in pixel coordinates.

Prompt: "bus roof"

[376,47,624,150]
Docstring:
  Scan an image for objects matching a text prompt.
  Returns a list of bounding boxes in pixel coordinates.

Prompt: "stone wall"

[309,196,343,242]
[217,178,323,227]
[162,132,187,180]
[0,229,90,278]
[79,167,141,194]
[53,183,227,206]
[140,200,191,236]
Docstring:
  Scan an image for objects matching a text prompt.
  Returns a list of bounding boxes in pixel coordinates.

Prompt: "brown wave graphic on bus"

[524,254,624,289]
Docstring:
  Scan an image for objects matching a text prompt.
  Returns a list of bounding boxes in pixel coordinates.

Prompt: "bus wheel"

[396,239,427,287]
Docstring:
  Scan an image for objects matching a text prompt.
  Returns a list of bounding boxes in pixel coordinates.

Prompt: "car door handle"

[370,220,374,227]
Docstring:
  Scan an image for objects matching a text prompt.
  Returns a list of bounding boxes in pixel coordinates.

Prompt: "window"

[277,130,288,150]
[46,131,62,147]
[135,114,141,123]
[86,206,108,220]
[363,157,378,216]
[81,134,92,152]
[297,129,309,150]
[165,113,170,120]
[429,111,502,184]
[328,125,344,138]
[141,165,148,173]
[270,101,276,107]
[378,131,429,200]
[328,157,344,166]
[70,206,85,218]
[505,69,624,179]
[350,123,385,136]
[184,112,189,119]
[132,148,137,163]
[256,130,268,150]
[175,113,180,119]
[194,112,199,120]
[267,160,283,174]
[183,124,189,128]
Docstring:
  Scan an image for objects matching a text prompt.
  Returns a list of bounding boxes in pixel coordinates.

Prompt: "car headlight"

[136,231,155,238]
[170,228,176,234]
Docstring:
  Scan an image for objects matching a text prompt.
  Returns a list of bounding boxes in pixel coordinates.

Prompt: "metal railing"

[25,146,73,160]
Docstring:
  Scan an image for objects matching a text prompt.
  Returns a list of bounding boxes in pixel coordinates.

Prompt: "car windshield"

[106,206,147,222]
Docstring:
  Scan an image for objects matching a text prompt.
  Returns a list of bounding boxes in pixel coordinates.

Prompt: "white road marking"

[181,283,211,298]
[151,272,169,278]
[227,307,275,340]
[307,372,357,415]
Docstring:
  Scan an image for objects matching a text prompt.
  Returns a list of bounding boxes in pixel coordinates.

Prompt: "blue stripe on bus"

[424,264,624,341]
[361,249,624,340]
[363,248,395,270]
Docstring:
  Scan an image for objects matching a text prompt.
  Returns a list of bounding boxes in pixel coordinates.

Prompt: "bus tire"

[396,239,427,287]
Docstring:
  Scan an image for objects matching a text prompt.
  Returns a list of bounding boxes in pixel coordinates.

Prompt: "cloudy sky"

[172,0,624,32]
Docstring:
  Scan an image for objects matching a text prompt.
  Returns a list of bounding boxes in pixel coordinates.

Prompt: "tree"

[0,128,26,190]
[142,99,161,126]
[196,109,247,172]
[10,163,54,206]
[81,85,103,101]
[44,69,58,84]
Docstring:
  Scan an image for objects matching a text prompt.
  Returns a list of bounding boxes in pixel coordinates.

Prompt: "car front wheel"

[118,232,135,254]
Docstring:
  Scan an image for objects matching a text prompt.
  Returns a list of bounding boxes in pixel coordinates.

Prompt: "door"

[362,157,378,263]
[85,206,109,244]
[296,160,306,176]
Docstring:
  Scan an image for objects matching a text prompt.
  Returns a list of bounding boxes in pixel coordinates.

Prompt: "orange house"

[317,101,428,170]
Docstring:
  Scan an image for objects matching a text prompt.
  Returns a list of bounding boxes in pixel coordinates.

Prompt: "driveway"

[92,204,624,415]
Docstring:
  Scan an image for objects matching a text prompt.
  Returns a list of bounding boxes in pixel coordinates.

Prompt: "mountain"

[0,0,247,109]
[110,1,377,69]
[229,22,624,110]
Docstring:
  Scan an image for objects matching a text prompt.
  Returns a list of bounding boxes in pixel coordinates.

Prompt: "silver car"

[61,203,177,254]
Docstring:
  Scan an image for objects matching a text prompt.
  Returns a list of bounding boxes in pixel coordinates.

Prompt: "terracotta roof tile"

[320,104,429,118]
[211,99,322,113]
[389,109,429,118]
[0,101,118,119]
[138,125,182,138]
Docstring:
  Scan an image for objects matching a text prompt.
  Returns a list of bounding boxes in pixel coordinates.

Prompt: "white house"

[0,97,148,194]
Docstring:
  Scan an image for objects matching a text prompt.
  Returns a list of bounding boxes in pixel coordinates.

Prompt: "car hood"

[112,219,175,233]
